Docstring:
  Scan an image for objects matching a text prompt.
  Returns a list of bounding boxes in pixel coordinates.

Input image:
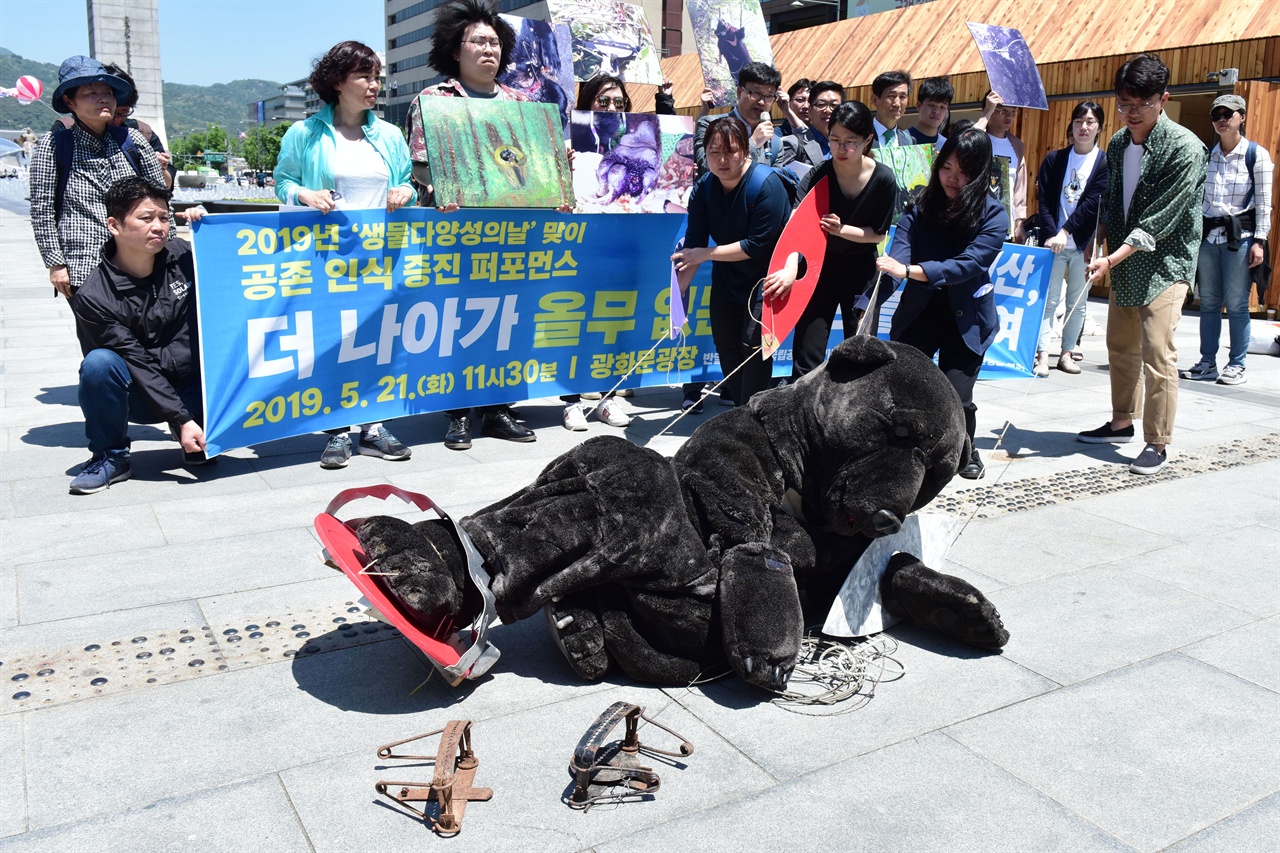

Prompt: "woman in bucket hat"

[29,56,170,298]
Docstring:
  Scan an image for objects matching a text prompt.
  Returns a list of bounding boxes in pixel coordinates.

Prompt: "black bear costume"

[355,337,1008,692]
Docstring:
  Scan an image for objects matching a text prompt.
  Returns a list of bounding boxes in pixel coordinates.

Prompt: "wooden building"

[642,0,1280,310]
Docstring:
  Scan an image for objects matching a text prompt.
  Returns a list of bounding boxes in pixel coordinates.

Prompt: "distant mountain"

[0,48,280,140]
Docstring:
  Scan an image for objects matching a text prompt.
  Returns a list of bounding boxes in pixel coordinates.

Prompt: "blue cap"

[52,56,133,114]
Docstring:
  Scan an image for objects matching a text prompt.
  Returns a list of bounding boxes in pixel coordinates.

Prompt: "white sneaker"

[596,397,631,427]
[562,403,588,431]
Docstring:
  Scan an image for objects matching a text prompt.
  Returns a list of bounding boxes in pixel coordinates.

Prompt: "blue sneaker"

[70,455,132,495]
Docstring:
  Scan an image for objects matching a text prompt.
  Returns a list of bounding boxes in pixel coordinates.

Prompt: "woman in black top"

[672,117,791,407]
[789,101,898,378]
[876,128,1009,480]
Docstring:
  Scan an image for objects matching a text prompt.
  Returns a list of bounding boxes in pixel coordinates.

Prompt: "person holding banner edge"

[673,117,791,408]
[275,40,416,469]
[875,128,1010,480]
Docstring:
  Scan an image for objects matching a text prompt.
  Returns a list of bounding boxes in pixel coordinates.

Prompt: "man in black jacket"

[69,177,206,494]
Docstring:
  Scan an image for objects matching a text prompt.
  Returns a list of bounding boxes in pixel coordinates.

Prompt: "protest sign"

[569,111,696,213]
[498,15,576,132]
[418,97,572,209]
[685,0,774,107]
[966,22,1048,111]
[192,208,782,455]
[547,0,664,85]
[878,142,936,223]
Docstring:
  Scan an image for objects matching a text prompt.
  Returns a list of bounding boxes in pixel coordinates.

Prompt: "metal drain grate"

[2,601,402,714]
[929,433,1280,521]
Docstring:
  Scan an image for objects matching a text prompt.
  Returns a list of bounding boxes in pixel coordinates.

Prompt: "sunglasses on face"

[1210,110,1237,122]
[594,96,626,109]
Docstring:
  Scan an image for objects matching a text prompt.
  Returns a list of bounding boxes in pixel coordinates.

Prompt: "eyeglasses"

[740,87,778,104]
[828,138,865,150]
[594,96,627,109]
[994,106,1018,118]
[1210,110,1237,122]
[811,100,841,112]
[463,36,502,50]
[1116,100,1159,115]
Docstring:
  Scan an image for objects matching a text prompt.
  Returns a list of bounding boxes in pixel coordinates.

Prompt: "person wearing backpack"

[1181,94,1273,387]
[673,117,791,407]
[29,56,170,299]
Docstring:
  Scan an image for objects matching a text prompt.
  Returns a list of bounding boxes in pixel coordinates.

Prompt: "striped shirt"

[29,124,170,289]
[1202,136,1273,243]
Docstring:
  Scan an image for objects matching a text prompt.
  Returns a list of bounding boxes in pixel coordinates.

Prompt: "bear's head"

[751,336,968,540]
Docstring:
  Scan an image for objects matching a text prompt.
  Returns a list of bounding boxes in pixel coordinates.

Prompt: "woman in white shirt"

[275,40,416,468]
[1029,101,1109,375]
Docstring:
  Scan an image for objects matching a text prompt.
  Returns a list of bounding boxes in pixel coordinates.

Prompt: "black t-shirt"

[798,159,898,258]
[685,164,790,303]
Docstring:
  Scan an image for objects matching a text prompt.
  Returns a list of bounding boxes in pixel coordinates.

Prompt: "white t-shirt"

[1122,140,1143,220]
[1059,146,1101,230]
[989,133,1018,193]
[333,133,389,210]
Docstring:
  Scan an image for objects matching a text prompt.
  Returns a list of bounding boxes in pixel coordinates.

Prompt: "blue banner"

[869,237,1053,379]
[191,207,767,455]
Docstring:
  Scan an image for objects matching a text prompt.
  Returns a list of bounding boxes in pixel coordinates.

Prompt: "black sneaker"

[1130,444,1167,475]
[358,425,411,460]
[183,449,217,466]
[1077,422,1135,444]
[958,448,985,480]
[320,433,352,468]
[444,416,472,450]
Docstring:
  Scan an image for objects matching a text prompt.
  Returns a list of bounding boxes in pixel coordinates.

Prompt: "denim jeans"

[1039,245,1089,353]
[1197,239,1253,368]
[79,348,203,458]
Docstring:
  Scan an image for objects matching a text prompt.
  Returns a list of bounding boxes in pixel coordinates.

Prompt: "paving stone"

[19,631,619,829]
[946,503,1167,585]
[18,529,328,624]
[991,566,1253,684]
[0,563,15,629]
[597,732,1131,853]
[946,654,1280,852]
[664,624,1055,782]
[1165,791,1280,853]
[0,600,208,659]
[0,714,25,838]
[0,503,167,566]
[0,776,310,851]
[1180,616,1280,692]
[281,685,773,853]
[1119,524,1279,617]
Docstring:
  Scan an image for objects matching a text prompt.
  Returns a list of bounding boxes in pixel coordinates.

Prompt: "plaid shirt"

[28,124,170,289]
[1203,136,1273,243]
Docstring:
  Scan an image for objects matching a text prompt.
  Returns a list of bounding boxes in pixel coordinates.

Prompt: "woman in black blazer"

[876,128,1009,480]
[1030,102,1108,375]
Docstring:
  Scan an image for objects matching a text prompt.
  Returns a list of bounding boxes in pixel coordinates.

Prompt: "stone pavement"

[1,200,1277,852]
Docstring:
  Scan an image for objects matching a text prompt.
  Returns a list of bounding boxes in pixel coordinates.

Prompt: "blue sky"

[1,0,385,85]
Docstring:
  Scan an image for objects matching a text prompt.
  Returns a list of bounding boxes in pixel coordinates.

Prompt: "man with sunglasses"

[1182,94,1273,387]
[1077,54,1208,476]
[692,61,800,177]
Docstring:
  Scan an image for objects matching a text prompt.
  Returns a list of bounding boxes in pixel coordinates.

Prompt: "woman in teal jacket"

[274,40,415,469]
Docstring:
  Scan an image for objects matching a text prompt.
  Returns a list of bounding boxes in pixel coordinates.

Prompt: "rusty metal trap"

[374,720,492,836]
[565,701,695,810]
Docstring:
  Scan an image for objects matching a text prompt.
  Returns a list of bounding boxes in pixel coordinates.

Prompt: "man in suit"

[870,70,914,148]
[693,61,801,177]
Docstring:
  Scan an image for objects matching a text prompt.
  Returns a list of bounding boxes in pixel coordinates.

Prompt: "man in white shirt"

[975,90,1028,242]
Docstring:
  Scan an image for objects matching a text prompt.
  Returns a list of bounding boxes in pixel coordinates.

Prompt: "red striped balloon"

[15,76,43,104]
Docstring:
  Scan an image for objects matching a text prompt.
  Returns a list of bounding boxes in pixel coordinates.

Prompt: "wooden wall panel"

[1237,80,1280,311]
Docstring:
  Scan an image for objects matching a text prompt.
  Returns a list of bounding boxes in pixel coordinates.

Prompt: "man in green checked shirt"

[1076,54,1207,476]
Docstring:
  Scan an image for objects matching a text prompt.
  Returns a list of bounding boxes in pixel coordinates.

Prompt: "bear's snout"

[870,509,902,535]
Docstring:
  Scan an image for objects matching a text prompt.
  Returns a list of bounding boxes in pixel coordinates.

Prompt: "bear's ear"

[825,336,897,373]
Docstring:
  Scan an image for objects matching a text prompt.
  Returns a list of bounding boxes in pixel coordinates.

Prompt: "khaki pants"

[1106,281,1188,445]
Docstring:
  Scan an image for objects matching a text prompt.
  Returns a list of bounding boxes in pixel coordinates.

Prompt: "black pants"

[791,253,875,378]
[710,292,773,405]
[892,291,984,442]
[445,405,506,419]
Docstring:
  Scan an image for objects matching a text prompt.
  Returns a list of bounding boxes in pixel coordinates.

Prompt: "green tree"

[242,122,292,172]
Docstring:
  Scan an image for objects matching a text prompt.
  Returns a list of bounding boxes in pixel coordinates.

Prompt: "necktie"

[883,129,897,147]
